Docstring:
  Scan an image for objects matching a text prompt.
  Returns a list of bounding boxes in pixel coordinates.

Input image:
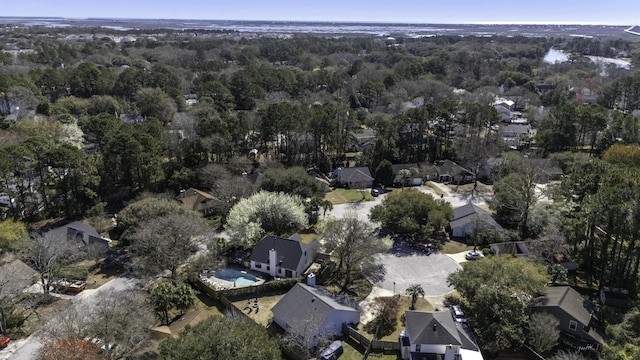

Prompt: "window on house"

[255,263,261,269]
[285,269,293,277]
[415,344,421,352]
[569,320,578,331]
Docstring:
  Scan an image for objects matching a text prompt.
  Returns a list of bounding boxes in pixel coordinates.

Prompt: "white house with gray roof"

[271,283,360,348]
[400,311,484,360]
[250,234,318,279]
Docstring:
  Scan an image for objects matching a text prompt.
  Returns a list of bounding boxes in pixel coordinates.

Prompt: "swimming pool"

[214,268,261,286]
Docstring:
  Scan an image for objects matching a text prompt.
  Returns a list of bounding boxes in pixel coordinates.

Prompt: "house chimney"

[269,249,277,277]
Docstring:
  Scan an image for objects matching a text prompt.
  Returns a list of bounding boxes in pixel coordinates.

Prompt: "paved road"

[3,277,137,360]
[372,242,461,297]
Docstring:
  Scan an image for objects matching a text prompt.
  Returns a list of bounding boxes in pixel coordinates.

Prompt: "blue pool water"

[214,268,261,286]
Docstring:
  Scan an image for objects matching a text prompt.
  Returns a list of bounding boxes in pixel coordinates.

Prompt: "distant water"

[543,48,570,64]
[543,48,631,71]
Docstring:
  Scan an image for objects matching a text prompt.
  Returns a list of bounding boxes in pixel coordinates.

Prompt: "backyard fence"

[193,277,299,300]
[371,339,401,352]
[342,323,400,359]
[342,323,371,349]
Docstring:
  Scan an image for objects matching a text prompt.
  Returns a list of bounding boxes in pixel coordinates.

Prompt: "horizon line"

[0,16,634,27]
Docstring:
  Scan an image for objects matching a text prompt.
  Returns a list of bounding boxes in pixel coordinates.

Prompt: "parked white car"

[465,251,483,260]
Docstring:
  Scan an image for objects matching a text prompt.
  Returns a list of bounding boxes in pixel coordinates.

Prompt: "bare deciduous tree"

[322,211,392,293]
[128,213,210,279]
[46,288,155,358]
[25,232,73,294]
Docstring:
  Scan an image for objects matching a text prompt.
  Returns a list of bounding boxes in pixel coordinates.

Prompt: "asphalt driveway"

[370,242,461,297]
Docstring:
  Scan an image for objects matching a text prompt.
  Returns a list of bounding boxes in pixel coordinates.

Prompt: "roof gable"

[450,203,502,232]
[251,234,310,270]
[534,286,594,325]
[0,259,37,297]
[405,311,478,351]
[272,284,360,337]
[336,167,373,183]
[435,160,473,176]
[176,188,217,212]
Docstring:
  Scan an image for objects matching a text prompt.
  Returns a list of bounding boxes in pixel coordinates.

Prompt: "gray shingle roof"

[271,283,360,339]
[435,160,473,177]
[250,235,313,271]
[534,287,594,326]
[450,203,501,232]
[0,259,37,297]
[405,311,478,351]
[46,221,103,245]
[335,167,373,184]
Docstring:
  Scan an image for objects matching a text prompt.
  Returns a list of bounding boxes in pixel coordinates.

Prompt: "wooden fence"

[193,277,299,300]
[342,323,400,358]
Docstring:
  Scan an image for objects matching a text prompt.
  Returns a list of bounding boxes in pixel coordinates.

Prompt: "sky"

[2,0,638,25]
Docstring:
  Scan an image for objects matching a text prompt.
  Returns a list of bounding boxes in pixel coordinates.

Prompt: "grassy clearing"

[440,240,473,254]
[297,227,320,244]
[231,294,283,326]
[425,181,446,196]
[325,188,374,205]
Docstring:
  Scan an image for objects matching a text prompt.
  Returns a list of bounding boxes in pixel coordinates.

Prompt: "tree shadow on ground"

[362,258,386,284]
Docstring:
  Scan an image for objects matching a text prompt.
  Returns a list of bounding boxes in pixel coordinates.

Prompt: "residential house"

[44,221,112,253]
[494,103,514,123]
[271,283,360,348]
[350,128,377,152]
[531,286,606,351]
[176,188,218,216]
[494,98,515,112]
[449,203,502,240]
[391,163,422,187]
[0,259,38,298]
[399,311,484,360]
[250,234,319,279]
[119,113,144,124]
[524,158,564,183]
[489,241,529,257]
[434,160,473,184]
[501,124,532,149]
[333,167,374,189]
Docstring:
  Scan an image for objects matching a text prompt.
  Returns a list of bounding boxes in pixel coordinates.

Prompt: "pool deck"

[199,267,266,291]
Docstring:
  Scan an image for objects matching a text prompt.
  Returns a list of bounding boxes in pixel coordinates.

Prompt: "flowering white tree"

[56,122,85,148]
[226,191,308,248]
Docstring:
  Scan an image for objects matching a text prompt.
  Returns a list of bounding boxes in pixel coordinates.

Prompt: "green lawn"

[425,181,445,196]
[440,240,473,254]
[325,188,374,205]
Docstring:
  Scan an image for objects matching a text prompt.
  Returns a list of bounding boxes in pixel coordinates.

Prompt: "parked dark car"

[412,242,433,255]
[318,340,343,360]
